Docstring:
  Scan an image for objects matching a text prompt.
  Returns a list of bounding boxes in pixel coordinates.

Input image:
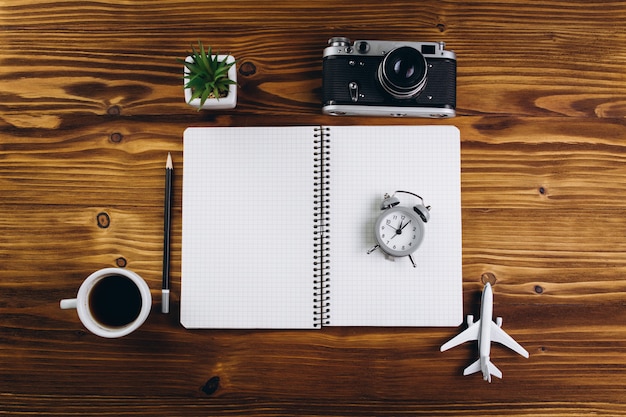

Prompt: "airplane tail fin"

[463,358,502,383]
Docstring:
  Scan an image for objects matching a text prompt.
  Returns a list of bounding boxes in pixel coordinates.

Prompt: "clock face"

[374,206,425,257]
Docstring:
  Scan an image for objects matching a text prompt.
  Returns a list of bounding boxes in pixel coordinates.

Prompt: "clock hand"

[390,219,408,239]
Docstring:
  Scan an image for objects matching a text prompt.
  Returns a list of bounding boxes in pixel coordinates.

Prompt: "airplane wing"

[440,319,481,351]
[490,322,529,358]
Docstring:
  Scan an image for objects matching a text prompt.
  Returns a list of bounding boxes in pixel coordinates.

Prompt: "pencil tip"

[166,152,173,169]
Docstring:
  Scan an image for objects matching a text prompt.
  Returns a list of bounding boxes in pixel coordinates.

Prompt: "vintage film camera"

[322,37,456,118]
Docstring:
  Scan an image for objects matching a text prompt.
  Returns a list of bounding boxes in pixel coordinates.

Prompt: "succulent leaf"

[181,40,236,109]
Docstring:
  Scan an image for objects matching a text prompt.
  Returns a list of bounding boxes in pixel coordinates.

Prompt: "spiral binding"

[313,127,331,327]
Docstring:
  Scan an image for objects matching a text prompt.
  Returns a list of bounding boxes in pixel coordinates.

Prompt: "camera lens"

[378,47,427,99]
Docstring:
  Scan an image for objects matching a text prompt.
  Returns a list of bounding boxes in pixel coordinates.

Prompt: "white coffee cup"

[60,268,152,338]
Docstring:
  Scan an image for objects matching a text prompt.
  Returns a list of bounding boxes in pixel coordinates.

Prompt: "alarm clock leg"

[367,244,379,254]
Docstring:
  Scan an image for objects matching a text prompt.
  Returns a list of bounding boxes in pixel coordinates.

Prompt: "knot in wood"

[110,132,123,143]
[481,272,497,286]
[107,105,121,116]
[96,212,111,229]
[239,61,257,77]
[201,376,220,396]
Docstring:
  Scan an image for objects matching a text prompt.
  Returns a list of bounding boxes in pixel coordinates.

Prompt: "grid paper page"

[181,126,317,329]
[327,125,462,327]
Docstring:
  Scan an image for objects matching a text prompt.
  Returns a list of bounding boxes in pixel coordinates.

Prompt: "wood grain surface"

[2,0,626,415]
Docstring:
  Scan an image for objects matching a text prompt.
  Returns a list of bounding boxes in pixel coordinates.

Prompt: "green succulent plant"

[180,41,236,108]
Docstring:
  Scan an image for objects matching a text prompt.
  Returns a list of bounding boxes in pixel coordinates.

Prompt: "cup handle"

[60,298,78,309]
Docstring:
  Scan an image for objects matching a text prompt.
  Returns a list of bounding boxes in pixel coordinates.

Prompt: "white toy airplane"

[440,282,529,382]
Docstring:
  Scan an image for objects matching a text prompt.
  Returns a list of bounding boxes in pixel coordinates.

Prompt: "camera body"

[322,37,456,118]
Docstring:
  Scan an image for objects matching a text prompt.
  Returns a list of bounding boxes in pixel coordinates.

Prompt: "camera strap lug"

[349,82,359,102]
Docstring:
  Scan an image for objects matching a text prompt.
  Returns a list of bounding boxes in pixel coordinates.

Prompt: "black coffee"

[88,275,142,327]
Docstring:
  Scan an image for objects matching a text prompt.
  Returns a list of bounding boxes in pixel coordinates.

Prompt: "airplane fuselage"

[478,283,494,381]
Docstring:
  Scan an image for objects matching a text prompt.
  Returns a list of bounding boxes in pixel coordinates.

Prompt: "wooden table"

[2,1,626,415]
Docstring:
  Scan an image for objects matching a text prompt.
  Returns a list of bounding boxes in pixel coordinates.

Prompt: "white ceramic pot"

[183,54,237,110]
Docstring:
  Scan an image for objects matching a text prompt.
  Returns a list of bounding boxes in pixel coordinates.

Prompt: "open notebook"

[181,125,462,329]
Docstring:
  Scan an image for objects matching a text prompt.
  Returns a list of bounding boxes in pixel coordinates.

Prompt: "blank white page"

[327,125,462,327]
[181,126,317,329]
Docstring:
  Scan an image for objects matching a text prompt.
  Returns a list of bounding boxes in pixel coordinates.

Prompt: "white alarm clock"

[367,191,430,267]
